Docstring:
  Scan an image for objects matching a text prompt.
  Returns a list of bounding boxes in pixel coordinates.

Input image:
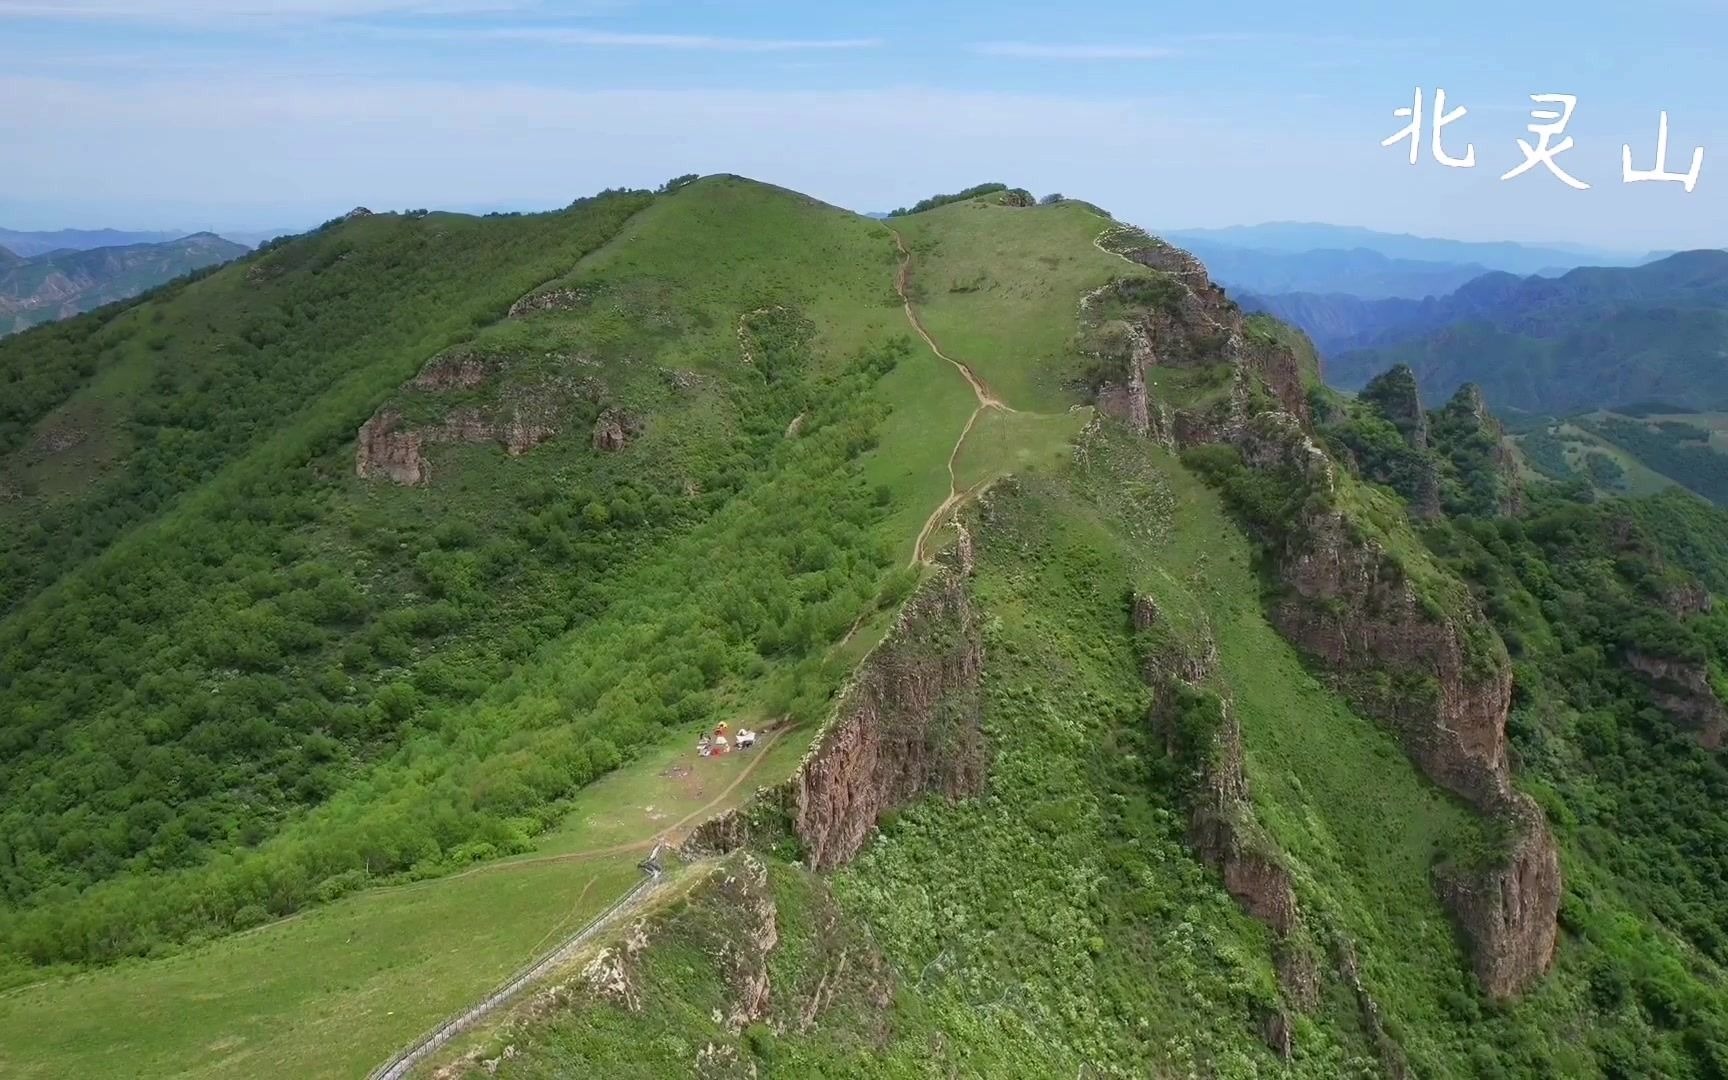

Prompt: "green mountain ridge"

[1,177,1726,1080]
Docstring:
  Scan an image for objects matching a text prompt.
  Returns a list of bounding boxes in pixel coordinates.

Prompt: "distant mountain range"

[1159,222,1654,301]
[1,233,248,335]
[1277,250,1728,414]
[1163,221,1646,274]
[1173,242,1492,300]
[0,227,194,259]
[0,225,298,257]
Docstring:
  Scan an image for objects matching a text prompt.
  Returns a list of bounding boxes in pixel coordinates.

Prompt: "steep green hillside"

[0,233,246,336]
[3,179,1727,1080]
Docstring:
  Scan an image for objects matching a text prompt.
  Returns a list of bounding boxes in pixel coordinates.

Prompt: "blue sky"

[1,0,1724,250]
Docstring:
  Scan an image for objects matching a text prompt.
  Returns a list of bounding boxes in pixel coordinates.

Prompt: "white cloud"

[970,41,1178,60]
[0,0,565,19]
[0,70,1715,250]
[470,28,881,51]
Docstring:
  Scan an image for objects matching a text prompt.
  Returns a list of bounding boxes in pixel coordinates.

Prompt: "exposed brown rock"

[1144,624,1320,1028]
[1625,650,1728,749]
[1434,792,1563,1000]
[717,854,779,1033]
[1095,226,1311,430]
[355,397,562,486]
[591,407,642,453]
[410,348,496,391]
[1268,504,1513,807]
[681,565,985,871]
[1230,410,1561,998]
[354,409,429,486]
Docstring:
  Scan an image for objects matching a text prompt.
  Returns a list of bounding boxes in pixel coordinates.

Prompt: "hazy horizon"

[0,203,1674,259]
[3,0,1726,251]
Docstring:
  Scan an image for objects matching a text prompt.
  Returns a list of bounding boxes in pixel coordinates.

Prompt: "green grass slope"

[7,179,1728,1080]
[0,177,967,963]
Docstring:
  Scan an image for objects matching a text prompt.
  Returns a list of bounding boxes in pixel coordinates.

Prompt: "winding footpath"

[370,228,1018,1076]
[889,227,1013,567]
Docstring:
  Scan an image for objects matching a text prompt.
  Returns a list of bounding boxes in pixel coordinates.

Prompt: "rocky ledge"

[682,557,986,870]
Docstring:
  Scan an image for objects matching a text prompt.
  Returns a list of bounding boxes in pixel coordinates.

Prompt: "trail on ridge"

[889,227,1012,567]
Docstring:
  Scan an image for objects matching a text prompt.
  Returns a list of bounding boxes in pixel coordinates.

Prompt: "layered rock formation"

[355,347,611,485]
[1625,650,1728,750]
[1089,225,1312,435]
[1139,604,1317,1052]
[1104,229,1561,999]
[356,402,561,486]
[1233,412,1560,998]
[682,560,986,869]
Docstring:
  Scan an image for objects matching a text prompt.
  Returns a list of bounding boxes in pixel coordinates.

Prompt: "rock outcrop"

[355,409,431,486]
[409,348,497,391]
[355,346,614,485]
[591,407,642,453]
[1625,650,1728,750]
[1229,412,1561,999]
[1359,365,1429,451]
[1140,606,1317,1048]
[1660,580,1714,620]
[508,285,591,318]
[1433,796,1564,999]
[355,400,562,486]
[1090,225,1311,435]
[1433,383,1525,517]
[682,560,986,870]
[1099,231,1560,997]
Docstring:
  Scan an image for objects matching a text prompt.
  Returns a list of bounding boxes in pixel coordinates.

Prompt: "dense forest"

[6,178,1728,1080]
[0,182,919,968]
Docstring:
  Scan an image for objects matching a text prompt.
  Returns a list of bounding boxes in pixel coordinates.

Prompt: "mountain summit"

[1,178,1725,1080]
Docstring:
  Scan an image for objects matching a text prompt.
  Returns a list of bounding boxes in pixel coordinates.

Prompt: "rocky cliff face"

[1088,226,1311,439]
[1105,233,1562,998]
[1625,650,1728,750]
[1229,413,1560,997]
[356,347,611,485]
[1434,383,1524,516]
[1139,604,1317,1052]
[1433,797,1563,999]
[682,561,986,870]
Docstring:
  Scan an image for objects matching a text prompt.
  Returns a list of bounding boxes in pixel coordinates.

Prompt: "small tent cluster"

[697,721,757,757]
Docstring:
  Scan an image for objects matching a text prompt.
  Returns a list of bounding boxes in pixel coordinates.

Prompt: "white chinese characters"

[1623,111,1704,193]
[1500,94,1587,190]
[1381,89,1704,193]
[1381,87,1476,168]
